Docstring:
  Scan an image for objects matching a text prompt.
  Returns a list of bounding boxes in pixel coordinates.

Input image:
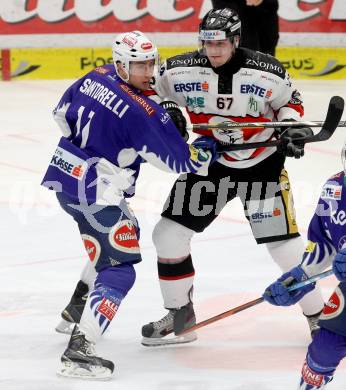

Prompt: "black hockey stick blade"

[216,95,344,152]
[311,95,344,141]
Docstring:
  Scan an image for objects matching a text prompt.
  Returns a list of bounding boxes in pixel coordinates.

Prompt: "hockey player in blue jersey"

[263,142,346,389]
[41,31,216,380]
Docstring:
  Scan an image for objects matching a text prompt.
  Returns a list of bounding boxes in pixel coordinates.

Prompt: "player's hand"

[277,126,313,159]
[333,248,346,281]
[160,101,189,141]
[263,266,315,306]
[191,136,219,164]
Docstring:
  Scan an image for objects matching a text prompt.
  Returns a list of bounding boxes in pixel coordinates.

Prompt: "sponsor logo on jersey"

[108,220,140,254]
[265,89,273,99]
[174,81,209,93]
[250,208,281,222]
[321,184,342,200]
[301,361,324,387]
[186,96,205,108]
[245,58,284,74]
[330,210,346,226]
[305,240,317,253]
[171,69,192,76]
[240,84,267,97]
[49,146,87,180]
[94,66,110,75]
[97,298,118,321]
[160,112,171,124]
[169,57,208,68]
[320,287,344,320]
[81,234,101,263]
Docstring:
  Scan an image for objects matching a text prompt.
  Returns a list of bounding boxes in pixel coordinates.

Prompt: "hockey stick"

[192,96,344,152]
[177,269,334,336]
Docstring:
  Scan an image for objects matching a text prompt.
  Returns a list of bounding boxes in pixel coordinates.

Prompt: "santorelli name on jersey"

[119,83,155,116]
[50,146,87,181]
[79,78,129,118]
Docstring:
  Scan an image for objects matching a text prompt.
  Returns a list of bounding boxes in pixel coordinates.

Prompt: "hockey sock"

[158,254,194,309]
[299,327,346,388]
[79,263,136,343]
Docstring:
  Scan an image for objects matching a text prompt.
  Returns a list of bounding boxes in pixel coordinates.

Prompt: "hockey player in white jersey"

[140,8,326,346]
[263,141,346,389]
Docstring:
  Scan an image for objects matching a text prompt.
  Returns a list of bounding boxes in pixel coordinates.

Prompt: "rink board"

[1,46,346,81]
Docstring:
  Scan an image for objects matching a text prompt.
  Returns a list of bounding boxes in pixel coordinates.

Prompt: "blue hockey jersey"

[41,65,210,204]
[301,171,346,275]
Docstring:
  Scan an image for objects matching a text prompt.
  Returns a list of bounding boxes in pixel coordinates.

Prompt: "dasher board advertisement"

[0,0,345,48]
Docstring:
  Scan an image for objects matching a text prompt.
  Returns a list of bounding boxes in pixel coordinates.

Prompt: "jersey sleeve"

[301,197,337,276]
[52,77,84,137]
[126,105,211,175]
[270,69,304,121]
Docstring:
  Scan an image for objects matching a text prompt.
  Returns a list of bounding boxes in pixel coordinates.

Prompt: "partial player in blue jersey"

[41,31,217,380]
[263,142,346,389]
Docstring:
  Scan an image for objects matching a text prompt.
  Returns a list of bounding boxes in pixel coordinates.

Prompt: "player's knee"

[95,263,136,298]
[266,236,305,271]
[152,217,194,258]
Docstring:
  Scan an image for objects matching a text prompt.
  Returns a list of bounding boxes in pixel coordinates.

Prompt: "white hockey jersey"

[154,48,304,169]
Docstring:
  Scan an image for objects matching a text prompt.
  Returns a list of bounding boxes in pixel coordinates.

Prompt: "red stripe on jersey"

[143,89,157,97]
[285,103,304,117]
[159,272,195,281]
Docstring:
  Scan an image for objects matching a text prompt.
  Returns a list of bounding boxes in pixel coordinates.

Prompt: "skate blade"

[57,361,113,380]
[141,331,197,347]
[55,319,75,335]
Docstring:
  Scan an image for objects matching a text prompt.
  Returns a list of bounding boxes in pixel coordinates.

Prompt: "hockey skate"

[55,281,88,335]
[57,325,114,380]
[141,302,197,346]
[305,310,322,337]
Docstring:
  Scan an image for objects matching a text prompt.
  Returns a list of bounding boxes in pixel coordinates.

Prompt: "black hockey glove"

[160,101,189,141]
[277,125,313,159]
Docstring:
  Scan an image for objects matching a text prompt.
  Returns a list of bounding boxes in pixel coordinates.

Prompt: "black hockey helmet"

[199,8,241,44]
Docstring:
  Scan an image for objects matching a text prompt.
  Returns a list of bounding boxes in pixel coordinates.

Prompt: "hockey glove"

[263,265,315,306]
[277,126,313,159]
[160,101,189,141]
[191,136,219,164]
[333,248,346,282]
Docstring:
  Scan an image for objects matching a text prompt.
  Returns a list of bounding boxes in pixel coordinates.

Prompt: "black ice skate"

[55,280,88,335]
[305,310,323,337]
[57,325,114,380]
[141,302,197,346]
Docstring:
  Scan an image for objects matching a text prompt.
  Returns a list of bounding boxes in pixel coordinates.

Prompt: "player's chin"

[139,81,150,91]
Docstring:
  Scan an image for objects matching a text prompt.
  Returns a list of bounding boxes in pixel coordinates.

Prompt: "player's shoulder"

[165,50,210,71]
[239,48,286,80]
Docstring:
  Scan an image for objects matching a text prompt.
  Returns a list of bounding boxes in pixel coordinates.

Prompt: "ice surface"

[0,79,346,389]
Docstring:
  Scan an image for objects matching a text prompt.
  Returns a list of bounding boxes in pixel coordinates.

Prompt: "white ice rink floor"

[1,79,346,390]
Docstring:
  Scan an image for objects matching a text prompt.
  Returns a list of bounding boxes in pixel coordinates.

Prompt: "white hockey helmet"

[112,31,158,82]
